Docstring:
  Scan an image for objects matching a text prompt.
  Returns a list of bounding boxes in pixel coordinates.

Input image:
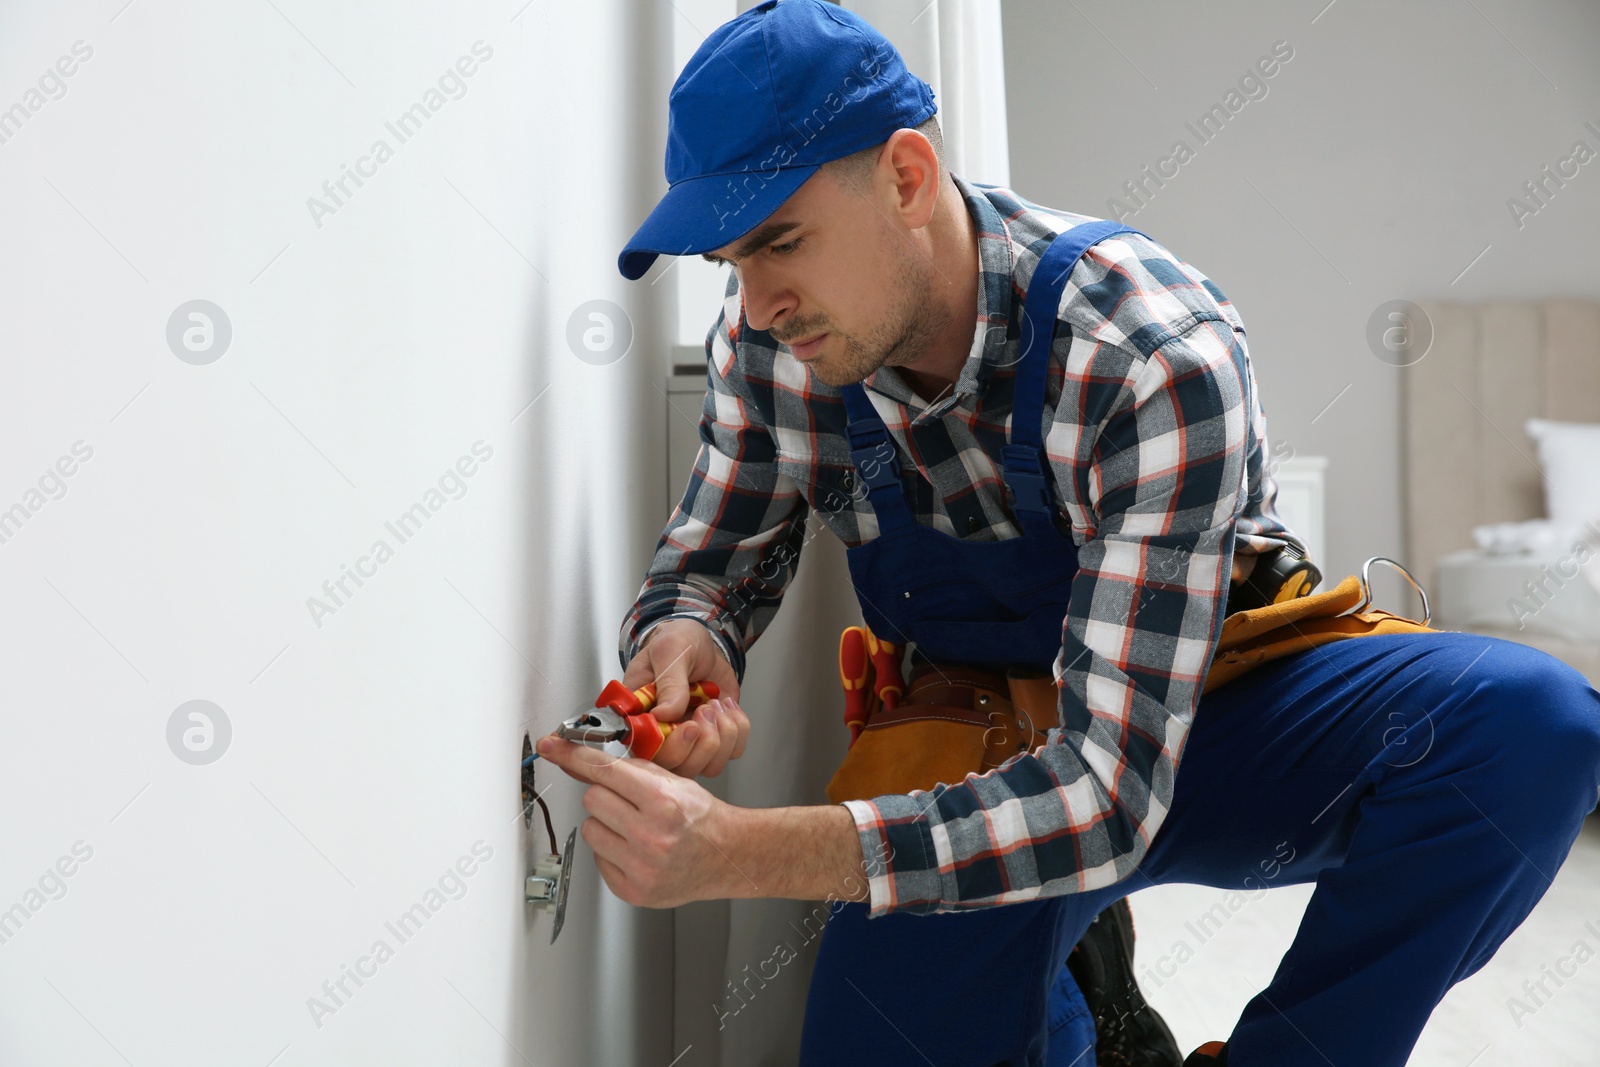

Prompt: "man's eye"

[771,238,803,256]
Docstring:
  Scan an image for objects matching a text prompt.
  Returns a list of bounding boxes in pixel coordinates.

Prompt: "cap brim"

[617,163,821,280]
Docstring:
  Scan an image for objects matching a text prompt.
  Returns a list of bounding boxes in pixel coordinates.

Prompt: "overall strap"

[841,383,915,533]
[1003,219,1148,538]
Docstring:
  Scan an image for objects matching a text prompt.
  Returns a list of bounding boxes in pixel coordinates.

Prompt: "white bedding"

[1436,522,1600,643]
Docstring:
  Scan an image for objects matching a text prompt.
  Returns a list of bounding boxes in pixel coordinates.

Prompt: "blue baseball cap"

[617,0,937,281]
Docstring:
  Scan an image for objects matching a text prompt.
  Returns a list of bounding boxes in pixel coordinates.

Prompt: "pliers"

[547,678,722,761]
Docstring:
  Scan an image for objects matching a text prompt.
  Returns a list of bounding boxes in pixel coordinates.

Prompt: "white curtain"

[678,5,1012,1066]
[845,0,1012,186]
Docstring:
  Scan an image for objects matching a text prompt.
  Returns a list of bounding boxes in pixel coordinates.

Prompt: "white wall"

[0,2,679,1064]
[1002,0,1600,593]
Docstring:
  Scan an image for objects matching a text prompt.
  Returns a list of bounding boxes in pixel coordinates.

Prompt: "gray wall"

[1002,0,1600,588]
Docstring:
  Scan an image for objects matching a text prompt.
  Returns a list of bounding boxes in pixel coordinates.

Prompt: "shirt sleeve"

[841,314,1250,916]
[617,309,811,684]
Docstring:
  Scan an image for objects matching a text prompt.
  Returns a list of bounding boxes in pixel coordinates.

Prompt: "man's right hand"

[624,619,748,779]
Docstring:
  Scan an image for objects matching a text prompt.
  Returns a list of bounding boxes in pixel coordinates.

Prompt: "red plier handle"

[591,679,720,761]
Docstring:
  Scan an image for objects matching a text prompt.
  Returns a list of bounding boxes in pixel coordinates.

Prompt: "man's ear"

[882,128,940,229]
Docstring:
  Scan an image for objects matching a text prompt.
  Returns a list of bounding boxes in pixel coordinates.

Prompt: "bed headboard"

[1403,298,1600,590]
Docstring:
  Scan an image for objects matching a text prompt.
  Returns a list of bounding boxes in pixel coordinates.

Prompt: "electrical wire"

[534,794,558,854]
[521,743,560,854]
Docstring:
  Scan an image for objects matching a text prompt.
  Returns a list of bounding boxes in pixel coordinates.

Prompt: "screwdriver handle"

[840,626,873,747]
[865,630,905,711]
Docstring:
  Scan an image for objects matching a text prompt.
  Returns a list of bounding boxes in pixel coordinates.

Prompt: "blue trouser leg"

[798,632,1600,1067]
[796,892,1096,1067]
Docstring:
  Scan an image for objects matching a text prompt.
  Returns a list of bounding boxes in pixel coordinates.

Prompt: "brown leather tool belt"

[889,661,1047,760]
[825,658,1058,804]
[827,568,1440,804]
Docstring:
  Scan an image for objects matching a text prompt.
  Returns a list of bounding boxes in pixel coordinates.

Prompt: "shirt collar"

[863,173,1016,425]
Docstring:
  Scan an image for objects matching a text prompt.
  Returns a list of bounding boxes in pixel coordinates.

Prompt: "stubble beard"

[807,243,952,389]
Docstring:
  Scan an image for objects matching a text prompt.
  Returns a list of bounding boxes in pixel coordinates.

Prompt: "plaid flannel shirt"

[618,174,1306,917]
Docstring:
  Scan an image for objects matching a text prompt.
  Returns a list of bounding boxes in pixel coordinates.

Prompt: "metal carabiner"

[1345,556,1431,626]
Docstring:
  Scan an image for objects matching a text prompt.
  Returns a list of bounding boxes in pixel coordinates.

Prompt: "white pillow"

[1470,517,1566,556]
[1525,418,1600,529]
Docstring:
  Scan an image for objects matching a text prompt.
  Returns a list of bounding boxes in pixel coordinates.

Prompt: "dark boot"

[1066,898,1184,1067]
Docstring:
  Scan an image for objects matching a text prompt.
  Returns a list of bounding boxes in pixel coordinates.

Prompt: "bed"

[1403,298,1600,684]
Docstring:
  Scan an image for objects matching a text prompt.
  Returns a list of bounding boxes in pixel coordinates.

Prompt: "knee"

[1467,640,1600,812]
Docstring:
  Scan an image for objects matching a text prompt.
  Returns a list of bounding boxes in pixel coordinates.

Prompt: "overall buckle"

[849,438,901,492]
[1001,443,1050,514]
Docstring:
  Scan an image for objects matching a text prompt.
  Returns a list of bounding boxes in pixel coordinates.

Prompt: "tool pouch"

[827,560,1438,804]
[1204,569,1437,694]
[825,661,1050,804]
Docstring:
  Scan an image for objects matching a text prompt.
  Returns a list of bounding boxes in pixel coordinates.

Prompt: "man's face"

[702,165,952,388]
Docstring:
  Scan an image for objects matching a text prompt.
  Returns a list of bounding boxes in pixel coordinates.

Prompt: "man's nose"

[736,266,795,335]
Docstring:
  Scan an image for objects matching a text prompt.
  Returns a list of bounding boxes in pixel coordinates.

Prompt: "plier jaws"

[554,707,630,746]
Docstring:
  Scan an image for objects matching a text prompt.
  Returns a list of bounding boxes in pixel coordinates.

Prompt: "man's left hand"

[651,696,750,779]
[536,736,746,908]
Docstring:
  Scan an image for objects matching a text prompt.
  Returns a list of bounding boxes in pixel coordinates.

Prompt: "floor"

[1128,812,1600,1065]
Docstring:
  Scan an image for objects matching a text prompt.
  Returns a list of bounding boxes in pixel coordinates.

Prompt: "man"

[537,2,1600,1064]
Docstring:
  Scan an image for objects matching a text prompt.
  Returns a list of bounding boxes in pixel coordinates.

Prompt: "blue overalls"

[796,222,1600,1066]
